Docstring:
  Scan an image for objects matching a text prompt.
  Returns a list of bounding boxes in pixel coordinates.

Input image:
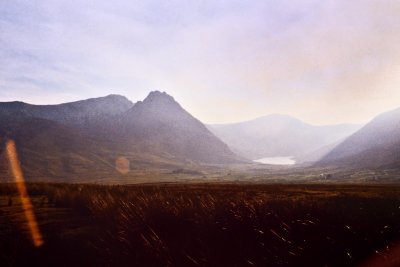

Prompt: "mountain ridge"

[208,114,362,160]
[115,91,244,164]
[318,107,400,168]
[0,91,244,182]
[0,94,135,126]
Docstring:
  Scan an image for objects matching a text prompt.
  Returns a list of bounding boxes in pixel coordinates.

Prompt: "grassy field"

[1,182,400,266]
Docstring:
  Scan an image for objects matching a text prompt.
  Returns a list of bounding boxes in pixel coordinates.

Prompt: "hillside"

[208,114,361,161]
[114,91,243,164]
[0,91,243,182]
[0,95,134,126]
[318,107,400,168]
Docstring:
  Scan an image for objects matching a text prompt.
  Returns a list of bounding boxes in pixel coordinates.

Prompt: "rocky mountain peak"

[143,91,176,105]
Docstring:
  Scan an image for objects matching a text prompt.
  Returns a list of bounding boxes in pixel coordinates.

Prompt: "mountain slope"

[318,107,400,168]
[0,94,134,126]
[114,91,243,164]
[208,114,361,161]
[0,91,243,182]
[0,114,114,181]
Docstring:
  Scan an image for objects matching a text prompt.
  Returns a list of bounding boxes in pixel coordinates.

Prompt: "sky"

[1,0,400,125]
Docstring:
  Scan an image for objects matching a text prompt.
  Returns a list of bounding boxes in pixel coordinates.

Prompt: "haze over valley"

[208,115,362,164]
[1,0,399,183]
[0,90,399,183]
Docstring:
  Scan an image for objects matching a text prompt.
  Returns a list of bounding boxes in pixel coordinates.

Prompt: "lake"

[253,156,296,165]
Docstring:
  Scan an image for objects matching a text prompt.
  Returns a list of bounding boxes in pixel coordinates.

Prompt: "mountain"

[208,114,361,161]
[0,91,242,182]
[299,139,345,164]
[0,114,110,181]
[0,94,134,126]
[318,107,400,168]
[113,91,243,164]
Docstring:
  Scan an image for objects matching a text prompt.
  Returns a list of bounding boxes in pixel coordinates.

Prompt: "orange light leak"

[6,140,44,247]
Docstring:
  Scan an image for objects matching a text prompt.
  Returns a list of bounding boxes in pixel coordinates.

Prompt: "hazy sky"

[1,0,400,125]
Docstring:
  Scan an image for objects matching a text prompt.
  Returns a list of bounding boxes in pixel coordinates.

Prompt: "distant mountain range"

[0,91,242,182]
[207,115,361,162]
[318,107,400,168]
[0,90,398,182]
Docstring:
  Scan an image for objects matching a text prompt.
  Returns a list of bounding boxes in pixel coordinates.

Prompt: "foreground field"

[1,183,400,266]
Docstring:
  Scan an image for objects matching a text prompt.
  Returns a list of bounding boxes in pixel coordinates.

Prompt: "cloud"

[0,0,399,124]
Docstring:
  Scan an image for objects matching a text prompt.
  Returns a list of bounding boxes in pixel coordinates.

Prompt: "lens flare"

[116,156,130,174]
[6,140,44,247]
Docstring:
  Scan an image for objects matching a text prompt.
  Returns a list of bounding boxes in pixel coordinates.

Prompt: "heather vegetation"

[1,183,400,266]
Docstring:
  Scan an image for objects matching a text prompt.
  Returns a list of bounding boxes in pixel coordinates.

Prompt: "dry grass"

[1,182,400,266]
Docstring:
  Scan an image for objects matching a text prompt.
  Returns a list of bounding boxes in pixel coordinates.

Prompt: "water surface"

[254,156,296,165]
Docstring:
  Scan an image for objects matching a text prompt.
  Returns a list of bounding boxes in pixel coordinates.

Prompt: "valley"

[0,92,399,267]
[2,1,400,266]
[0,91,399,184]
